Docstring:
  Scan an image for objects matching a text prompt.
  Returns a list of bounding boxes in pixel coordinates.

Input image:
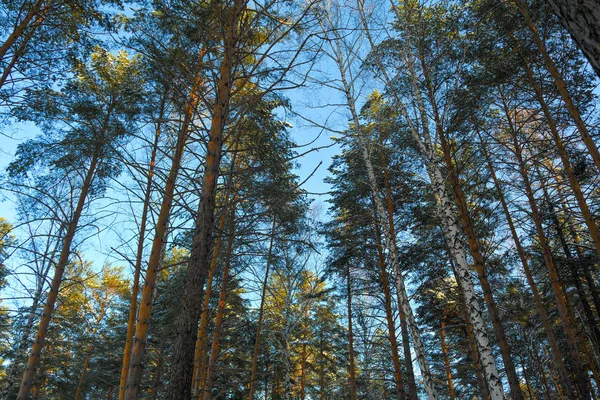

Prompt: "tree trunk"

[476,128,575,397]
[440,306,455,400]
[374,219,405,400]
[119,93,165,400]
[166,5,239,393]
[503,97,592,399]
[248,217,276,399]
[521,56,600,259]
[433,78,523,400]
[512,0,600,174]
[543,0,600,78]
[358,3,501,397]
[345,254,358,400]
[380,143,417,400]
[201,210,236,400]
[123,66,198,398]
[17,154,98,400]
[192,151,239,398]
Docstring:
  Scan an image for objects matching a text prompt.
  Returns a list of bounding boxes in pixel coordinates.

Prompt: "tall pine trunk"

[118,93,165,400]
[166,5,239,393]
[123,66,199,397]
[503,97,592,398]
[476,128,575,397]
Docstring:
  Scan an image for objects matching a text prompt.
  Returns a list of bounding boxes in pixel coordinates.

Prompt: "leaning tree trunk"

[511,0,600,174]
[543,0,600,79]
[17,154,98,400]
[476,128,575,397]
[118,93,165,400]
[123,67,199,398]
[329,29,439,397]
[506,110,592,399]
[355,4,504,396]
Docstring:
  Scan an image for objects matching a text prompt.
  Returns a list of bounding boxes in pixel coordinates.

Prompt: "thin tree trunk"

[357,3,502,397]
[512,0,600,174]
[119,93,165,400]
[521,56,600,259]
[192,150,239,398]
[17,154,99,400]
[418,40,523,398]
[345,253,357,400]
[150,335,167,400]
[380,141,417,400]
[74,346,93,400]
[326,25,438,398]
[123,63,200,398]
[502,93,592,399]
[476,128,575,397]
[0,223,60,400]
[248,217,276,399]
[374,219,405,400]
[202,210,237,400]
[0,0,46,68]
[441,306,455,400]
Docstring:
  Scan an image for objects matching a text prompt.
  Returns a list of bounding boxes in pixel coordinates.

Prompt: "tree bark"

[165,4,240,394]
[345,250,358,400]
[502,94,592,399]
[192,150,239,398]
[201,209,236,400]
[123,65,199,398]
[544,0,600,78]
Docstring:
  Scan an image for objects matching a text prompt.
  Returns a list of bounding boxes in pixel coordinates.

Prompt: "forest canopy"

[1,0,600,399]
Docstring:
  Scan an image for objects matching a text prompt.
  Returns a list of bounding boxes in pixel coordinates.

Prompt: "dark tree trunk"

[545,0,600,78]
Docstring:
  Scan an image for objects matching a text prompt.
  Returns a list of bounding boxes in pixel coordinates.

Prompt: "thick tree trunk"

[118,94,164,400]
[248,218,276,399]
[374,220,405,400]
[544,0,600,78]
[166,7,239,393]
[17,155,98,400]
